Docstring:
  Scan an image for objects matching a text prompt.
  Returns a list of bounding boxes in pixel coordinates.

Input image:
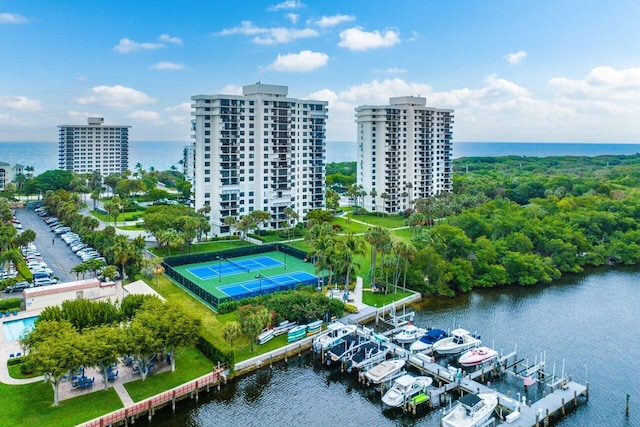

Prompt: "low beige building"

[23,278,118,312]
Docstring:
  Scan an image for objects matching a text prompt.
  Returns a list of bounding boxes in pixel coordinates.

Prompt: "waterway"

[144,267,639,426]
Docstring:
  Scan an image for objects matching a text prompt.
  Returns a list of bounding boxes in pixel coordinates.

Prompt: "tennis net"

[224,257,250,273]
[260,274,283,288]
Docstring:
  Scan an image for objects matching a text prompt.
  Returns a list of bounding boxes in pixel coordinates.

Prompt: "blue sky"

[2,0,640,143]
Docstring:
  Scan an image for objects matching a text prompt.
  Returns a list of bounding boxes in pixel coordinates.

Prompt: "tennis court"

[219,271,318,299]
[169,250,324,306]
[186,255,284,280]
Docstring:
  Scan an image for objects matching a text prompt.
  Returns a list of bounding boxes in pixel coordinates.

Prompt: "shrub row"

[196,336,234,370]
[0,298,22,311]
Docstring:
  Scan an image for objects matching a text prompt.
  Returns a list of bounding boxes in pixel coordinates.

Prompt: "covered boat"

[458,347,498,367]
[409,328,448,353]
[273,320,297,336]
[287,325,308,343]
[364,359,405,384]
[312,322,357,352]
[381,374,433,407]
[327,335,359,362]
[349,342,390,371]
[433,329,481,355]
[394,323,427,344]
[441,392,498,427]
[306,319,323,336]
[257,327,275,344]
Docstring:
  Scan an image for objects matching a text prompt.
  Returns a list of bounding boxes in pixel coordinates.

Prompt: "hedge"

[7,356,25,366]
[0,298,21,311]
[196,336,234,371]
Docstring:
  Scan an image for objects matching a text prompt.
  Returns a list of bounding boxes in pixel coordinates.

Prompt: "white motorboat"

[409,328,448,353]
[433,329,481,355]
[312,322,357,352]
[441,392,498,427]
[394,323,427,344]
[364,359,405,384]
[381,374,433,407]
[458,347,498,367]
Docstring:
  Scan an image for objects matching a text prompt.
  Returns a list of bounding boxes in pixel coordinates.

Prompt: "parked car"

[34,278,58,287]
[5,282,31,293]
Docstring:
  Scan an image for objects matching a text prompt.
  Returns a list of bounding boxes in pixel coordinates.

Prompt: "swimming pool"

[3,317,37,342]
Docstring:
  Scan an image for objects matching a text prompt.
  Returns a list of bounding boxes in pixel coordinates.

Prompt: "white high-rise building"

[182,142,196,187]
[191,83,328,236]
[356,96,453,214]
[58,117,130,176]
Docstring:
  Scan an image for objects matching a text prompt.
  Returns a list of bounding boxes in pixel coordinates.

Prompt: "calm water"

[0,141,186,175]
[145,267,639,427]
[2,142,640,175]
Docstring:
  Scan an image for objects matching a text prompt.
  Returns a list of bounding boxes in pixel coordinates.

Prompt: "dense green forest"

[326,154,640,296]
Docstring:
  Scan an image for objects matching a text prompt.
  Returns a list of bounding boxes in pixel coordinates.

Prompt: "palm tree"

[283,207,299,240]
[223,216,237,243]
[380,192,389,214]
[111,235,133,281]
[222,321,242,355]
[91,188,101,210]
[364,227,391,290]
[151,262,165,287]
[394,240,416,292]
[369,189,378,215]
[336,233,366,294]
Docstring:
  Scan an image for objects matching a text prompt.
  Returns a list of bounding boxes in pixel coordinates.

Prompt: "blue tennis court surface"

[186,256,284,280]
[219,271,318,299]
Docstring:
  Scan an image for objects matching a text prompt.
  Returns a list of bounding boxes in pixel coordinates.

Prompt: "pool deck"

[0,308,45,385]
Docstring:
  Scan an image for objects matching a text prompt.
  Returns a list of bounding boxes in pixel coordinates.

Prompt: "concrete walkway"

[113,382,135,406]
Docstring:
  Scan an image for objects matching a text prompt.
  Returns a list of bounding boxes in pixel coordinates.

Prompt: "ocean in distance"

[2,141,640,175]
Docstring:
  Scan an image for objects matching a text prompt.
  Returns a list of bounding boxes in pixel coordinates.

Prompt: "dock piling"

[626,393,630,416]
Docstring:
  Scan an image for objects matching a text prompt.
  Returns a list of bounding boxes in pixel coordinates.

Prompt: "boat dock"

[348,331,589,426]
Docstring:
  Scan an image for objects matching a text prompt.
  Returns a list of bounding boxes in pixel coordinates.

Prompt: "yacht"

[381,374,433,407]
[409,328,448,353]
[458,347,498,367]
[312,322,357,352]
[393,323,427,344]
[433,329,481,355]
[364,359,405,384]
[441,392,498,427]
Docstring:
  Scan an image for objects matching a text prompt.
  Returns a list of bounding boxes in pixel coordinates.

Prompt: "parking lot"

[13,207,83,284]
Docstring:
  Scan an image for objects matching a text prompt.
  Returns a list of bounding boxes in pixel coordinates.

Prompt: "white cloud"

[0,13,27,24]
[338,27,401,51]
[371,67,407,74]
[315,14,355,28]
[0,95,41,111]
[67,110,98,119]
[218,21,318,45]
[151,61,185,70]
[217,85,244,95]
[127,110,161,121]
[113,38,165,53]
[504,50,527,65]
[550,66,640,102]
[75,85,157,108]
[286,13,299,23]
[268,1,304,11]
[269,50,329,72]
[158,34,183,45]
[164,102,191,125]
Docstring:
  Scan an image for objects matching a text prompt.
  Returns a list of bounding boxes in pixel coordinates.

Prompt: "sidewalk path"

[113,382,135,406]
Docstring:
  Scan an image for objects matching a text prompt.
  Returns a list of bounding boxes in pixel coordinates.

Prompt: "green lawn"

[118,224,145,230]
[8,362,39,379]
[124,347,213,402]
[90,209,143,223]
[392,227,413,240]
[362,289,415,307]
[333,216,369,234]
[346,213,407,228]
[0,381,122,427]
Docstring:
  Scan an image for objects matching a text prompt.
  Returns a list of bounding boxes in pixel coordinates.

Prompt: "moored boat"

[312,322,357,352]
[287,325,308,343]
[327,335,359,362]
[441,392,498,427]
[409,328,448,353]
[364,359,405,384]
[433,329,481,355]
[381,374,433,407]
[394,323,427,344]
[458,347,498,367]
[349,342,390,371]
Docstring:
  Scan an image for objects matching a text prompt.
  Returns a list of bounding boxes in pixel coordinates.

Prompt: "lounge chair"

[16,352,21,357]
[12,310,18,315]
[9,354,14,358]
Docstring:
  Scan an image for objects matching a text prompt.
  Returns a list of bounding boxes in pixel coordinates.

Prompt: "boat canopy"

[459,393,482,408]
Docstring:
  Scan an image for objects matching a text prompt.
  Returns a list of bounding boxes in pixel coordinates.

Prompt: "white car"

[34,278,58,287]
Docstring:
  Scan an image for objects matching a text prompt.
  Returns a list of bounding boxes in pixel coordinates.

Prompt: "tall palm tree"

[151,262,165,287]
[369,189,378,215]
[364,226,391,289]
[111,235,133,280]
[380,192,389,214]
[283,207,299,240]
[336,233,366,294]
[224,215,237,243]
[394,240,416,292]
